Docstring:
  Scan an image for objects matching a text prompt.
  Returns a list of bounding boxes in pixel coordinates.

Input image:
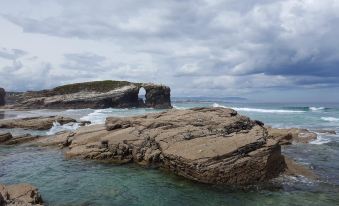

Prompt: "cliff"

[0,88,5,106]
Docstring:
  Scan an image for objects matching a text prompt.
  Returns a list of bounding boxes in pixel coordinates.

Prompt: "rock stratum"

[4,80,172,109]
[37,107,286,185]
[0,183,43,206]
[0,116,79,130]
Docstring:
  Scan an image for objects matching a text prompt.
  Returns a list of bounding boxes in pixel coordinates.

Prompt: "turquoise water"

[1,100,339,205]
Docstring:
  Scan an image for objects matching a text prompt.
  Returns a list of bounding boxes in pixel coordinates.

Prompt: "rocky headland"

[0,183,43,206]
[1,80,172,109]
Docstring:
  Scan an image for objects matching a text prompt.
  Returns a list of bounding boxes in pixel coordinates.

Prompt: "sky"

[0,0,339,102]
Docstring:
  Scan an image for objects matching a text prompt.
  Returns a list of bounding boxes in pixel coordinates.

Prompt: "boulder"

[0,116,77,130]
[266,127,317,145]
[0,183,43,205]
[38,107,286,185]
[0,88,5,106]
[11,80,172,109]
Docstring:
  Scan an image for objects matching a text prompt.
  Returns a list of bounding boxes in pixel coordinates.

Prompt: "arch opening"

[138,87,146,105]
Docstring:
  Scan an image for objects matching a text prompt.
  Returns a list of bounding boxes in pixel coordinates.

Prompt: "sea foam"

[46,121,80,135]
[212,103,305,113]
[310,134,331,145]
[309,107,325,111]
[321,117,339,122]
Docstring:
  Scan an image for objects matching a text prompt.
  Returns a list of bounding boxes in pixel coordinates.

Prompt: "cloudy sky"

[0,0,338,102]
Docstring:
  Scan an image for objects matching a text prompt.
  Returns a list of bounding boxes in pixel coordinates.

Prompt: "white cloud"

[0,0,338,101]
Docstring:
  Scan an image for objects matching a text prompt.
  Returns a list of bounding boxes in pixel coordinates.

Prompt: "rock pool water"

[1,100,339,205]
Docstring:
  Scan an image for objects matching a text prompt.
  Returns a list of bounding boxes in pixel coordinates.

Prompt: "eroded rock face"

[10,81,172,109]
[143,84,171,109]
[0,183,43,206]
[266,127,317,145]
[0,88,5,106]
[38,107,286,185]
[0,116,77,130]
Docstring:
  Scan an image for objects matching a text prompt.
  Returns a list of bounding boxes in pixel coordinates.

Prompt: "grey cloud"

[1,0,339,99]
[0,48,27,60]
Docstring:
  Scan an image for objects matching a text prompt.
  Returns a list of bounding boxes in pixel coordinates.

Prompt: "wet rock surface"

[0,183,43,206]
[266,127,317,145]
[37,107,286,185]
[0,116,77,130]
[314,129,336,135]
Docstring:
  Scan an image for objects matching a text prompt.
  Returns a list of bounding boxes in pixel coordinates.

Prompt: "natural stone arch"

[141,83,172,109]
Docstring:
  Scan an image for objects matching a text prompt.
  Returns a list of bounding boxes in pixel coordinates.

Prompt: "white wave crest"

[212,103,305,113]
[310,134,331,145]
[321,117,339,122]
[173,105,186,110]
[46,121,80,135]
[309,107,325,111]
[80,108,130,124]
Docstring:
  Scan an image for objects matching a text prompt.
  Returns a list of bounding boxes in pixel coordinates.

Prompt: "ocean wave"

[80,109,110,124]
[321,117,339,122]
[173,105,186,110]
[80,108,146,124]
[212,103,305,113]
[46,121,80,135]
[309,107,325,111]
[310,134,331,145]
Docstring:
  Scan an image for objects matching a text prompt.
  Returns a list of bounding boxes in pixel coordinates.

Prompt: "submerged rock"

[0,116,77,130]
[266,127,317,145]
[283,157,318,180]
[38,107,286,185]
[0,183,43,206]
[314,129,336,135]
[0,88,5,106]
[9,80,172,109]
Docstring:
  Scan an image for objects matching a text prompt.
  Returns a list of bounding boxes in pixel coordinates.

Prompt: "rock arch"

[140,83,172,109]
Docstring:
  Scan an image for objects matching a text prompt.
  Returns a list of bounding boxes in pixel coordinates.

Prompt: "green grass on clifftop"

[52,80,138,94]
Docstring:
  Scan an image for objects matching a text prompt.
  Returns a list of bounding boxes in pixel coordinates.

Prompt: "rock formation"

[37,107,286,185]
[9,80,172,109]
[0,132,41,145]
[0,88,5,106]
[266,127,317,145]
[0,183,43,205]
[0,116,77,130]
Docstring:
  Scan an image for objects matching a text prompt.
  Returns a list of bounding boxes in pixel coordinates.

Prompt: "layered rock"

[0,116,77,130]
[0,183,43,206]
[10,80,172,109]
[0,133,40,145]
[266,127,317,145]
[0,88,5,106]
[37,107,286,185]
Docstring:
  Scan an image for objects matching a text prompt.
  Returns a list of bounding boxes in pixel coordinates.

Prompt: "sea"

[0,97,338,206]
